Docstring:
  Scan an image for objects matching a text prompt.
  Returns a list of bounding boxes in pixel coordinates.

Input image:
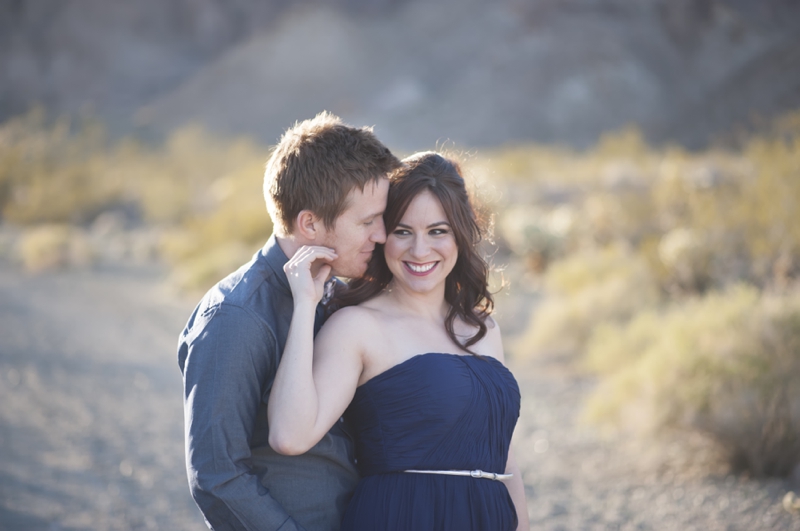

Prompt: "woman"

[268,152,528,530]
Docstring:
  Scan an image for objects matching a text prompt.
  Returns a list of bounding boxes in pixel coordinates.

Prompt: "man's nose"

[371,218,386,244]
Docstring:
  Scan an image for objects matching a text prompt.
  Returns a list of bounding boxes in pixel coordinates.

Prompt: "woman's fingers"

[283,246,338,303]
[285,246,336,270]
[315,264,332,284]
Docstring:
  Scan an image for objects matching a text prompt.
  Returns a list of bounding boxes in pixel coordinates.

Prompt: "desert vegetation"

[480,113,800,478]
[2,108,799,480]
[0,108,272,289]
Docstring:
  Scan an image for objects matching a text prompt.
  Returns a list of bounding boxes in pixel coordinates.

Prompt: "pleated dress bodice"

[341,352,521,531]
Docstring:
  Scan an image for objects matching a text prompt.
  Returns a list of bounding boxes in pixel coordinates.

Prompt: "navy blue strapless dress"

[341,353,521,531]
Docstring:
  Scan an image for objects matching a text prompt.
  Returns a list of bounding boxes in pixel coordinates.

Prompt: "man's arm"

[180,303,304,531]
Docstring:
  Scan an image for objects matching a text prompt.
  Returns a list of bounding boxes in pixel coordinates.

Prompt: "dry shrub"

[514,245,659,360]
[169,241,255,293]
[479,112,800,293]
[0,109,122,225]
[17,224,94,272]
[584,285,800,476]
[657,227,714,292]
[648,119,800,290]
[0,110,272,290]
[158,166,272,291]
[498,205,573,273]
[475,114,800,477]
[4,107,798,295]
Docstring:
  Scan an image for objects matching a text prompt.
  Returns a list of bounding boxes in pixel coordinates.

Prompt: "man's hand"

[283,246,338,306]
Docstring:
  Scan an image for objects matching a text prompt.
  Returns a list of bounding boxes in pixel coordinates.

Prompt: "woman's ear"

[294,210,320,241]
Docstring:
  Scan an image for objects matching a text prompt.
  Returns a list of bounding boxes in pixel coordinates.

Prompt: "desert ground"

[1,260,799,531]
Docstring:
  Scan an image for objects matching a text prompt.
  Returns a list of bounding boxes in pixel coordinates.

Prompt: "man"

[178,112,402,531]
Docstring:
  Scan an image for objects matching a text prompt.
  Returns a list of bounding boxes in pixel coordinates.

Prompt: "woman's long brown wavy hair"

[336,152,494,354]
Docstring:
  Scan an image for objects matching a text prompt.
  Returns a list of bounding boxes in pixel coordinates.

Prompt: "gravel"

[1,263,799,530]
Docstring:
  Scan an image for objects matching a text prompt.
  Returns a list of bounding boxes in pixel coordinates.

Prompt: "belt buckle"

[470,469,482,478]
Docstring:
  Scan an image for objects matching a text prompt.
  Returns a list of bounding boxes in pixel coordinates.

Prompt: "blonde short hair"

[264,111,401,235]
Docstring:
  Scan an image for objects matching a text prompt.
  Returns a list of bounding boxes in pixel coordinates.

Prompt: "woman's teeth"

[407,262,435,273]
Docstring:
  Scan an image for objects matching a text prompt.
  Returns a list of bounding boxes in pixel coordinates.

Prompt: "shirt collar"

[261,234,291,293]
[321,278,336,305]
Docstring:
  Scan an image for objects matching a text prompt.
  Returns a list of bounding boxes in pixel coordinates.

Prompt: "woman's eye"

[430,228,449,236]
[393,229,410,236]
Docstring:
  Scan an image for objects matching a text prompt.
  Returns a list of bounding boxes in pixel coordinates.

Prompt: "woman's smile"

[404,261,439,275]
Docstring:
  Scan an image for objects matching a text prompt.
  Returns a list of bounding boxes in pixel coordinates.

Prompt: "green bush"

[583,285,800,476]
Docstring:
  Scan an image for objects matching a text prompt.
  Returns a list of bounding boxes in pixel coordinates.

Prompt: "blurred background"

[2,0,800,529]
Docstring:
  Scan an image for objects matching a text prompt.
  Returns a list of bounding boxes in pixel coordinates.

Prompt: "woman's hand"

[283,245,338,306]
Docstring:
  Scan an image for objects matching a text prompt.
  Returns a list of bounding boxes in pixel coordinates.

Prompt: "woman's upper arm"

[480,316,506,363]
[310,308,369,433]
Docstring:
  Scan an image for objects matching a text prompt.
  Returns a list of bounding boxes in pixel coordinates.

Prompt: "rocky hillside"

[2,0,799,149]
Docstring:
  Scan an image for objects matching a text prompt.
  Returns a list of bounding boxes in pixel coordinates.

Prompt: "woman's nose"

[410,235,430,258]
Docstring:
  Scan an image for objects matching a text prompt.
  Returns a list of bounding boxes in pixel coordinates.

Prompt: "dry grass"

[583,285,800,476]
[16,224,94,273]
[512,245,659,360]
[0,109,271,288]
[472,111,800,477]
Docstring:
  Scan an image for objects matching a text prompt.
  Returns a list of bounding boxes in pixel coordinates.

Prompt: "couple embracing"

[178,112,529,531]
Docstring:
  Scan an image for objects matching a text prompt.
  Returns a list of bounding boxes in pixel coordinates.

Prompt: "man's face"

[318,178,390,278]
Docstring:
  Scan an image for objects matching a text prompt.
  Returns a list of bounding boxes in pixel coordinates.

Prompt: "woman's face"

[384,190,458,295]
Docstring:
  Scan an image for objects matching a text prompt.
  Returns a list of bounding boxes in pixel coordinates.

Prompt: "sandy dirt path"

[1,263,799,530]
[0,264,204,530]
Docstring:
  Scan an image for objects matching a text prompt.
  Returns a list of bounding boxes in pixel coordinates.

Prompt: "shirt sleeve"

[179,303,305,531]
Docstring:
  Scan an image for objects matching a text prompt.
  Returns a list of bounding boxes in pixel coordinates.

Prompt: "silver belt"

[404,469,512,481]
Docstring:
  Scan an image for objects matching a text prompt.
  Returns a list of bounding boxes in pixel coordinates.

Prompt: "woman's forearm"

[506,449,530,530]
[267,300,321,455]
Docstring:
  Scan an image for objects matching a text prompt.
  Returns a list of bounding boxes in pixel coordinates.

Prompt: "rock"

[782,491,800,514]
[5,0,800,148]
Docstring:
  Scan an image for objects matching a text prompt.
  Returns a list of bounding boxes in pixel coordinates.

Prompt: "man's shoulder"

[216,254,272,303]
[182,251,289,337]
[178,253,286,370]
[206,250,289,308]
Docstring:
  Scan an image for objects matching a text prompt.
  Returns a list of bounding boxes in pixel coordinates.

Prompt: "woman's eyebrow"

[395,221,451,229]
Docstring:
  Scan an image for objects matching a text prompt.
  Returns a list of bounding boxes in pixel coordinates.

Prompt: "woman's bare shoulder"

[317,304,385,346]
[322,305,371,330]
[476,315,506,363]
[484,314,500,331]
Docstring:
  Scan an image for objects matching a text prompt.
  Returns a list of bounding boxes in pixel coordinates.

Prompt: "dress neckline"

[357,352,506,390]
